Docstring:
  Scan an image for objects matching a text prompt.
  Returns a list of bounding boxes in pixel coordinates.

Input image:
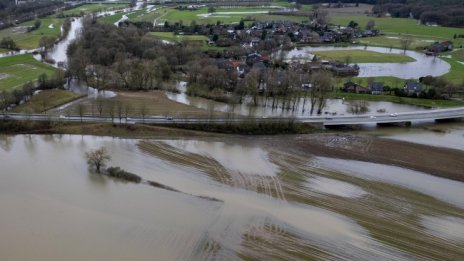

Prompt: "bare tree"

[77,103,85,122]
[311,71,333,115]
[116,101,123,123]
[400,36,413,53]
[85,147,111,174]
[97,99,104,117]
[139,103,147,123]
[347,100,370,114]
[366,20,375,30]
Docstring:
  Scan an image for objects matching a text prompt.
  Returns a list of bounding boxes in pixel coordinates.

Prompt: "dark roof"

[369,82,384,92]
[405,82,422,91]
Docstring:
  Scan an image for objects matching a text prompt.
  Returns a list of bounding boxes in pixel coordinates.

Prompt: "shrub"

[106,166,142,183]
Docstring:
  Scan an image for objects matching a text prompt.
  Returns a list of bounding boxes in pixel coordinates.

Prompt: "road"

[1,107,464,126]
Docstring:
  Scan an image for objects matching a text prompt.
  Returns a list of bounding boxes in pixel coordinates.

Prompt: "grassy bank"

[12,89,83,113]
[0,54,57,91]
[312,50,415,63]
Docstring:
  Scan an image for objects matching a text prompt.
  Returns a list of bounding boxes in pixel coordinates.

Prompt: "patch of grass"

[60,3,128,17]
[12,89,83,113]
[52,90,224,117]
[440,56,464,84]
[354,34,448,50]
[99,13,124,24]
[148,32,208,42]
[335,91,464,108]
[0,17,65,49]
[330,16,464,47]
[133,6,307,25]
[0,54,56,91]
[312,49,415,63]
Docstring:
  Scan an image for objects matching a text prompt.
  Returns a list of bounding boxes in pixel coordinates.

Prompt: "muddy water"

[377,121,464,151]
[0,135,463,260]
[166,82,427,117]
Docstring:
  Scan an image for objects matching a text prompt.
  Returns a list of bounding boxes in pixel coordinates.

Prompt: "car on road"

[166,116,173,120]
[369,115,376,119]
[389,113,398,117]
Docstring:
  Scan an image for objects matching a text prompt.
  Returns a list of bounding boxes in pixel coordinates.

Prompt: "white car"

[389,113,398,117]
[369,115,376,119]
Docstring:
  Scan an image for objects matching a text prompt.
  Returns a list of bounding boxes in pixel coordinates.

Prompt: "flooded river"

[285,46,451,78]
[0,134,462,260]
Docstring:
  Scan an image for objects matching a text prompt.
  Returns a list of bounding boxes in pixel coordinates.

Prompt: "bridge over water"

[1,107,464,127]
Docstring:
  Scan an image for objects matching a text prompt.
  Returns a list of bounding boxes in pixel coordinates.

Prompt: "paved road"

[1,107,464,126]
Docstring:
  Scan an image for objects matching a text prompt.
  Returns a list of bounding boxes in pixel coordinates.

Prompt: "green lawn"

[12,89,83,113]
[354,34,448,50]
[334,91,464,108]
[148,32,208,42]
[0,54,57,91]
[59,3,128,17]
[0,17,64,49]
[330,16,464,48]
[132,6,307,25]
[336,76,408,89]
[312,50,415,63]
[440,50,464,84]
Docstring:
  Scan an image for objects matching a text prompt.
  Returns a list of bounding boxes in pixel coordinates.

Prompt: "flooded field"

[285,46,451,79]
[0,134,463,260]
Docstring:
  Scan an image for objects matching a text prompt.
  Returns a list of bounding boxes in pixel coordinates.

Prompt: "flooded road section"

[0,135,463,260]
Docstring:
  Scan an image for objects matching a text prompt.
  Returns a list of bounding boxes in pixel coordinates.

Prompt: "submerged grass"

[312,49,415,63]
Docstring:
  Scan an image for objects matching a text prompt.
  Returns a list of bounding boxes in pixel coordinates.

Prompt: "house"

[342,82,369,94]
[404,82,422,94]
[369,82,384,95]
[332,66,359,77]
[427,41,453,55]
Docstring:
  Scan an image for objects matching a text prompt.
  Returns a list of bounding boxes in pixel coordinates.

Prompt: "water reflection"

[46,18,83,68]
[166,82,427,117]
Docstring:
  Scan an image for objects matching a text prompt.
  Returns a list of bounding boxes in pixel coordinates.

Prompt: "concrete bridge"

[1,107,464,127]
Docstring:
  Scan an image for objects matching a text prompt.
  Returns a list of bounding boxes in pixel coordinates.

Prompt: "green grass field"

[440,50,464,84]
[12,89,83,113]
[0,54,57,91]
[129,6,307,25]
[312,50,415,63]
[354,34,448,50]
[0,17,64,49]
[331,16,464,48]
[59,3,128,17]
[148,32,208,42]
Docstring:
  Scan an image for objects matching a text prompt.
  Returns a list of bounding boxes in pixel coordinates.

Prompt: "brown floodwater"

[0,135,463,260]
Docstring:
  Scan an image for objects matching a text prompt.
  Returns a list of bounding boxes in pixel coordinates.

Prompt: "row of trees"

[0,0,64,28]
[187,59,334,115]
[373,1,464,27]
